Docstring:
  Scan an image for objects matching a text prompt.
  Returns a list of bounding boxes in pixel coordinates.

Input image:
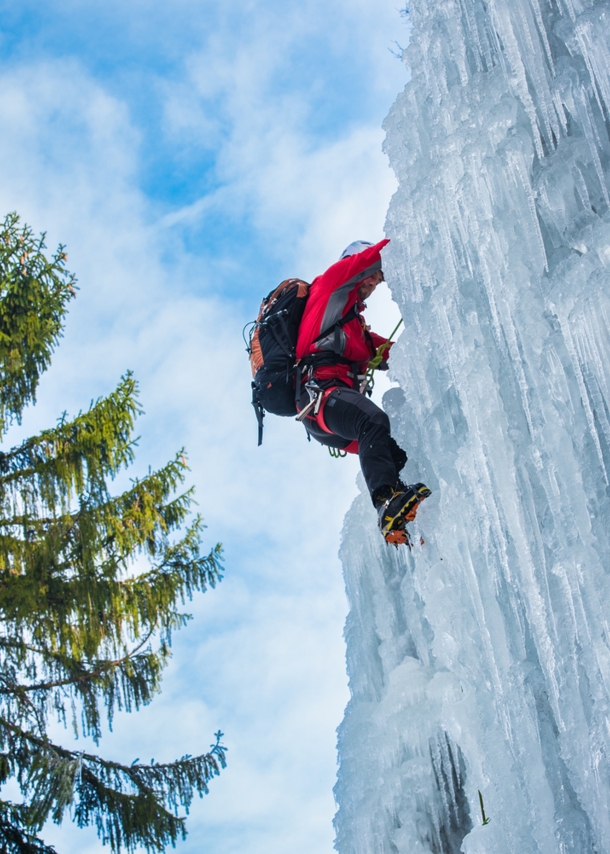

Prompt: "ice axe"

[361,317,404,393]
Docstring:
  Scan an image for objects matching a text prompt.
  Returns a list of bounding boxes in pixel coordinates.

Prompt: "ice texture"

[334,1,610,852]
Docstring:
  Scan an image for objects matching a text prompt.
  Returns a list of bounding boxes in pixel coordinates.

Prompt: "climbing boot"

[377,483,431,546]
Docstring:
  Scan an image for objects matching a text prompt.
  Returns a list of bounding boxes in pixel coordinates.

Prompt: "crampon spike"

[384,529,412,548]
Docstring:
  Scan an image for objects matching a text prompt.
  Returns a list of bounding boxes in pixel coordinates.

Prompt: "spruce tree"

[0,213,226,853]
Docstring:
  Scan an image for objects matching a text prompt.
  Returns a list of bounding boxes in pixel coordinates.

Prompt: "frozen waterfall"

[334,1,610,852]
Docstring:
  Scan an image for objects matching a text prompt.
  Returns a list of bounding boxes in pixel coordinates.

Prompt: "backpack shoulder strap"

[312,302,360,352]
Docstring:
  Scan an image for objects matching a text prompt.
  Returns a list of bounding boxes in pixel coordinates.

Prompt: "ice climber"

[295,239,431,546]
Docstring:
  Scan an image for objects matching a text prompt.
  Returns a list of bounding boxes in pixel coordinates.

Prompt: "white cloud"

[158,0,406,275]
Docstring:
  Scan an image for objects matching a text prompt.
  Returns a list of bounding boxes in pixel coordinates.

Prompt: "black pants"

[301,386,406,504]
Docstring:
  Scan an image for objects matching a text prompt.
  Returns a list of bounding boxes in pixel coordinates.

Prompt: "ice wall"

[334,1,610,852]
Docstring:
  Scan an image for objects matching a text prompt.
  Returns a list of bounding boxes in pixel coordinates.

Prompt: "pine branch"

[0,651,168,744]
[0,527,222,739]
[0,628,166,741]
[0,373,141,519]
[0,629,155,695]
[0,721,227,853]
[0,515,222,669]
[0,213,76,435]
[0,451,194,582]
[0,801,58,854]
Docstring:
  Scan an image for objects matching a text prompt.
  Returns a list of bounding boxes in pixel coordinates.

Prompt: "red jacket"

[296,239,391,386]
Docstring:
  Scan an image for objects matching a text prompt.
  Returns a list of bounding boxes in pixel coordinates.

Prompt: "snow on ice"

[334,1,610,852]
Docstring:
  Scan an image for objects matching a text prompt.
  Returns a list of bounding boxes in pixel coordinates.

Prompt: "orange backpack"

[246,279,310,444]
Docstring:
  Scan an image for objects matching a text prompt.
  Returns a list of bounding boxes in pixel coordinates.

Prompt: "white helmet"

[339,240,373,260]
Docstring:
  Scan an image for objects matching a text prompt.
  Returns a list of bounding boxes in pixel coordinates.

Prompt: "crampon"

[378,483,431,548]
[384,527,412,547]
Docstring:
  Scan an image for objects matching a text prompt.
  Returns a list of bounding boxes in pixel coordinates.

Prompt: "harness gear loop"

[294,378,340,432]
[307,385,339,433]
[295,379,323,422]
[328,447,347,459]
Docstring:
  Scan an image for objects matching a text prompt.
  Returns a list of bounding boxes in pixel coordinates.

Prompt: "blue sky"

[0,2,409,852]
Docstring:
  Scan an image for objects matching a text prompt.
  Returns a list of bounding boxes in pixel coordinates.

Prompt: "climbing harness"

[299,316,405,460]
